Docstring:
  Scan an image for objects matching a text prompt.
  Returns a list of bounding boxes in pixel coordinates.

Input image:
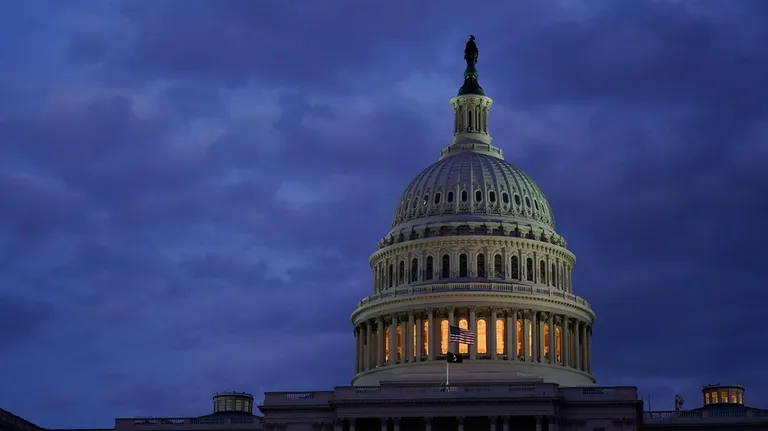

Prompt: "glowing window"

[516,320,523,356]
[477,319,487,354]
[440,319,449,354]
[721,392,728,402]
[384,327,390,361]
[396,325,402,361]
[496,318,505,355]
[705,393,710,404]
[235,400,243,411]
[226,399,233,411]
[556,326,562,361]
[423,321,429,356]
[712,392,718,403]
[244,401,250,412]
[413,323,416,359]
[739,393,743,404]
[459,318,469,354]
[731,392,737,403]
[544,324,550,358]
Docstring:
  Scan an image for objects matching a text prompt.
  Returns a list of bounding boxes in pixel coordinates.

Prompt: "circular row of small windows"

[401,190,547,214]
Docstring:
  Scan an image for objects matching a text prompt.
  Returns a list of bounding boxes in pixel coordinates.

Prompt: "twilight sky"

[2,0,768,428]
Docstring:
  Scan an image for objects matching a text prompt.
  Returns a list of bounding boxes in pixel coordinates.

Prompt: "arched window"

[396,325,402,361]
[555,326,562,362]
[516,320,523,357]
[477,319,487,354]
[496,318,505,355]
[489,191,496,203]
[526,258,534,281]
[426,256,434,280]
[514,194,521,206]
[388,264,394,287]
[440,319,449,354]
[434,193,441,204]
[551,263,556,286]
[447,191,454,203]
[399,261,405,284]
[385,327,390,361]
[461,190,468,202]
[502,192,509,204]
[539,261,546,283]
[411,258,418,282]
[459,254,468,277]
[511,256,519,280]
[494,254,502,278]
[476,253,485,277]
[475,190,482,202]
[544,324,550,359]
[441,254,450,278]
[422,321,429,356]
[459,318,469,354]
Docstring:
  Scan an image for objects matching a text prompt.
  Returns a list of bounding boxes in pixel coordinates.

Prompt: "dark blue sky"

[2,0,768,428]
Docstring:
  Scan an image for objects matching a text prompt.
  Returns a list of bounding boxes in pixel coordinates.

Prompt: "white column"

[523,311,531,362]
[349,419,356,431]
[448,307,456,354]
[490,307,498,359]
[389,315,398,365]
[469,306,477,359]
[548,313,556,364]
[393,418,400,431]
[502,417,510,431]
[407,313,415,362]
[457,417,464,431]
[365,322,373,370]
[575,321,582,370]
[506,310,516,361]
[535,416,542,431]
[530,311,539,362]
[427,309,435,360]
[425,417,432,431]
[561,317,569,367]
[490,416,497,431]
[415,315,423,362]
[548,417,557,431]
[377,317,385,366]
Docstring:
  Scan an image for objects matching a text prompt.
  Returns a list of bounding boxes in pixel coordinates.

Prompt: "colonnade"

[353,307,592,376]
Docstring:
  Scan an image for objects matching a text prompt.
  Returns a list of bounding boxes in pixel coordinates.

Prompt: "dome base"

[352,360,595,387]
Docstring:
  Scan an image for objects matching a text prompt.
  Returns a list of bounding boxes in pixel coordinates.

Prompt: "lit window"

[440,319,449,354]
[385,327,390,361]
[226,399,234,411]
[413,323,417,358]
[496,318,505,355]
[235,400,243,411]
[731,392,737,403]
[739,393,743,404]
[516,320,523,356]
[556,326,562,362]
[712,392,718,403]
[477,319,487,354]
[528,321,532,358]
[244,401,250,412]
[544,324,550,358]
[705,393,710,404]
[459,318,469,354]
[721,392,728,403]
[423,321,429,356]
[396,325,402,361]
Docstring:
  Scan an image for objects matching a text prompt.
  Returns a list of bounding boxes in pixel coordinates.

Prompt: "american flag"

[448,325,476,345]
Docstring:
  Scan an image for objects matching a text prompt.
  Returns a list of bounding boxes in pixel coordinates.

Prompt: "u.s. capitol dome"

[350,57,595,387]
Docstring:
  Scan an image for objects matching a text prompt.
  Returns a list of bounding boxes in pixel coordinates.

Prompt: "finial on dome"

[459,35,484,96]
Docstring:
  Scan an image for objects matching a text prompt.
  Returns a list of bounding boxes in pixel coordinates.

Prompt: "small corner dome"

[390,151,555,232]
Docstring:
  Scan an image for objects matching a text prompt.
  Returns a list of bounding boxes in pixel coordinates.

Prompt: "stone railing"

[262,384,637,408]
[644,409,768,424]
[356,282,590,309]
[114,416,262,430]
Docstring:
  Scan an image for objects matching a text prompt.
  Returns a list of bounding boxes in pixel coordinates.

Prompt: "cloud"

[1,0,768,428]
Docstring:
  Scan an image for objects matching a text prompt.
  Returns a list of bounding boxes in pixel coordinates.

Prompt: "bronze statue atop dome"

[464,35,479,68]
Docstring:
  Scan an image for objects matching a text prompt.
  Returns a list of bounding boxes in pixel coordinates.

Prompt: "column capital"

[469,305,477,312]
[448,306,456,313]
[538,311,550,320]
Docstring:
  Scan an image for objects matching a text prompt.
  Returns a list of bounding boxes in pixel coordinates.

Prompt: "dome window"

[422,194,429,206]
[459,254,468,277]
[434,193,441,204]
[461,190,468,202]
[476,253,486,277]
[514,194,521,206]
[425,256,434,280]
[447,191,454,203]
[534,200,539,210]
[525,197,531,208]
[489,191,496,203]
[502,192,509,204]
[441,254,450,278]
[411,258,418,282]
[475,190,482,202]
